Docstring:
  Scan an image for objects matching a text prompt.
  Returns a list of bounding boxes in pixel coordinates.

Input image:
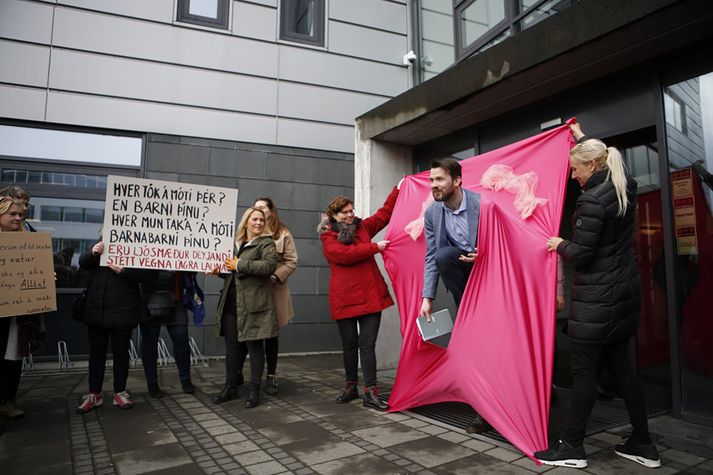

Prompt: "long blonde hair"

[235,207,272,243]
[0,197,25,232]
[570,139,629,216]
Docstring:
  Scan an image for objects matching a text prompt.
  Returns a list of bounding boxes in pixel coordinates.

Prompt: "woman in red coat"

[319,184,400,411]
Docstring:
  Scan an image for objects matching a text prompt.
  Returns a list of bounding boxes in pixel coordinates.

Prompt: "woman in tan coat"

[236,197,298,395]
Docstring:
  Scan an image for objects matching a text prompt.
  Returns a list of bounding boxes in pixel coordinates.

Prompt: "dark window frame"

[453,0,574,61]
[177,0,230,30]
[279,0,326,47]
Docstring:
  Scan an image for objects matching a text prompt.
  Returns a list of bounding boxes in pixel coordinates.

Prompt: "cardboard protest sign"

[0,232,57,318]
[101,176,238,272]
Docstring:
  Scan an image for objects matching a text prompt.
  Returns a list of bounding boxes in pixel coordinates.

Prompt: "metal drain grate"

[385,389,667,445]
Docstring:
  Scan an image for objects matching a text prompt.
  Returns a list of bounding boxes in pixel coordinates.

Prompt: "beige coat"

[272,230,297,327]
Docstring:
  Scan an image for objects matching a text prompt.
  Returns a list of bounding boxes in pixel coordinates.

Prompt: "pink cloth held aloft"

[382,122,575,459]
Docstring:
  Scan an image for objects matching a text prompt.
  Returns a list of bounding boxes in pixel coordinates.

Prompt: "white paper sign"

[101,175,238,272]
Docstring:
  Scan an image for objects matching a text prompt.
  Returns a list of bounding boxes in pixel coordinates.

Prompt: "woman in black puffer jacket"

[535,123,660,470]
[76,242,153,414]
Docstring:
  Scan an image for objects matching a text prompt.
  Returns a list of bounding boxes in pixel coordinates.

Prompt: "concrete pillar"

[355,126,412,370]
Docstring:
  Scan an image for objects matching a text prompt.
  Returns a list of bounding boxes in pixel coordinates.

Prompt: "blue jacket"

[422,188,480,300]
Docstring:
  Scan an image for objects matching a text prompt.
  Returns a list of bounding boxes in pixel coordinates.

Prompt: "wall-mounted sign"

[671,168,698,255]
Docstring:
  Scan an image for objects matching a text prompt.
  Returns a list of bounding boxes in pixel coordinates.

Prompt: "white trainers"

[112,391,134,409]
[76,392,104,414]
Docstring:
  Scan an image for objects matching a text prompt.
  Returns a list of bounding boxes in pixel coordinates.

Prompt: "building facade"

[0,0,410,356]
[357,0,713,426]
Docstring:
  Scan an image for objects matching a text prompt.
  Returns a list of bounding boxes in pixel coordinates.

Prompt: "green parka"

[215,235,279,341]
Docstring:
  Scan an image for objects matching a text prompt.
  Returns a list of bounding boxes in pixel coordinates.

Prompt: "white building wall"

[0,0,410,153]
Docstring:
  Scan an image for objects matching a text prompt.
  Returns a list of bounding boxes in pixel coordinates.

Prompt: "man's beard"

[432,187,454,203]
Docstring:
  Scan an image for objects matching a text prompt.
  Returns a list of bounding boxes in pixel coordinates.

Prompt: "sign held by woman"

[102,176,238,272]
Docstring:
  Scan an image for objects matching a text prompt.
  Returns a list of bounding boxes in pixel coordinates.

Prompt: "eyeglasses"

[339,208,355,215]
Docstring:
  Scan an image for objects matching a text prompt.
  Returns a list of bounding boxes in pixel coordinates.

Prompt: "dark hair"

[431,157,462,180]
[0,185,30,206]
[255,196,289,239]
[326,196,353,220]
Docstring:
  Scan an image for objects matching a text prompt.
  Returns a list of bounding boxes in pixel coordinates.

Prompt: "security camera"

[402,50,417,66]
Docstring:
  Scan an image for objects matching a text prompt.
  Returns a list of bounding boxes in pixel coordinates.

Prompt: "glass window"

[664,72,713,421]
[664,91,687,134]
[280,0,326,47]
[518,0,573,30]
[42,205,62,221]
[0,125,142,167]
[460,0,506,49]
[176,0,230,30]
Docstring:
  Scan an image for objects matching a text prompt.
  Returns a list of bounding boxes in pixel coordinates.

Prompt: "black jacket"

[79,249,153,331]
[557,169,641,344]
[140,270,188,326]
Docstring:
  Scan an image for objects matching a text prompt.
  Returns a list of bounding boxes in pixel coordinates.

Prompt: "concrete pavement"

[2,354,712,474]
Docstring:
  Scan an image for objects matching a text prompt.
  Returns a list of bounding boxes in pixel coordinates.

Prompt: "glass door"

[663,72,713,423]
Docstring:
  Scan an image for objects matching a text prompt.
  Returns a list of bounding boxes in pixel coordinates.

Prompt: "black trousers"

[565,336,652,447]
[336,312,381,387]
[139,323,191,384]
[0,318,22,401]
[238,336,278,376]
[87,326,133,394]
[435,246,474,307]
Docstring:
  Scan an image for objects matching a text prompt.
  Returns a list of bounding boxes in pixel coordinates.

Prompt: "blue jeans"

[139,323,191,384]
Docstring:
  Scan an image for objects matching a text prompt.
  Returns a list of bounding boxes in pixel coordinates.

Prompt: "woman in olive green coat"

[212,207,278,408]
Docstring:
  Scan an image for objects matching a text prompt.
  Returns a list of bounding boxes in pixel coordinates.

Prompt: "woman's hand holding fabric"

[376,240,390,251]
[547,237,563,252]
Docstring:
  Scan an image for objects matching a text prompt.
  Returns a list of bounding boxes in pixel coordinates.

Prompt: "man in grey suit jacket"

[419,158,481,317]
[418,157,491,434]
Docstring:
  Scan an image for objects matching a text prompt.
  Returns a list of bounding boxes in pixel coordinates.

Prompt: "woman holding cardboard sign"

[212,207,278,408]
[0,195,45,421]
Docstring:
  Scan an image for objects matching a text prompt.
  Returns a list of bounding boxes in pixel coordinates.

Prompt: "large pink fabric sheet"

[383,123,574,458]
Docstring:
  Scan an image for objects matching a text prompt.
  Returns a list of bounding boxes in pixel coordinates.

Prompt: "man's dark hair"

[431,158,462,180]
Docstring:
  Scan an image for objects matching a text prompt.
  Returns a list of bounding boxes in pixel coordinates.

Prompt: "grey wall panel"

[52,7,279,78]
[49,49,278,115]
[278,82,387,126]
[289,266,319,295]
[328,20,407,66]
[45,91,278,145]
[330,0,407,35]
[0,41,50,88]
[292,238,323,267]
[422,8,454,44]
[289,295,331,323]
[0,0,54,44]
[233,1,276,42]
[278,44,407,97]
[265,152,319,183]
[58,0,175,23]
[277,118,355,153]
[0,84,46,121]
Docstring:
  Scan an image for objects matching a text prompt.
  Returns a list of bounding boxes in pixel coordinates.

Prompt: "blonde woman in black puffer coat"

[536,123,660,470]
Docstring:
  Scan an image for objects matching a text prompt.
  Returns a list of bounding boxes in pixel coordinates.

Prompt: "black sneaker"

[614,438,661,468]
[535,439,587,468]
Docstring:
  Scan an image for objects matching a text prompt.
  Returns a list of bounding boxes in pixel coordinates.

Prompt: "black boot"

[363,386,389,411]
[336,381,359,404]
[265,375,279,396]
[147,382,164,399]
[244,383,260,408]
[213,382,238,404]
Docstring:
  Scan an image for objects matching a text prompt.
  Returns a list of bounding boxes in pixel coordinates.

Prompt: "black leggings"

[238,337,278,376]
[565,337,651,446]
[336,312,381,387]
